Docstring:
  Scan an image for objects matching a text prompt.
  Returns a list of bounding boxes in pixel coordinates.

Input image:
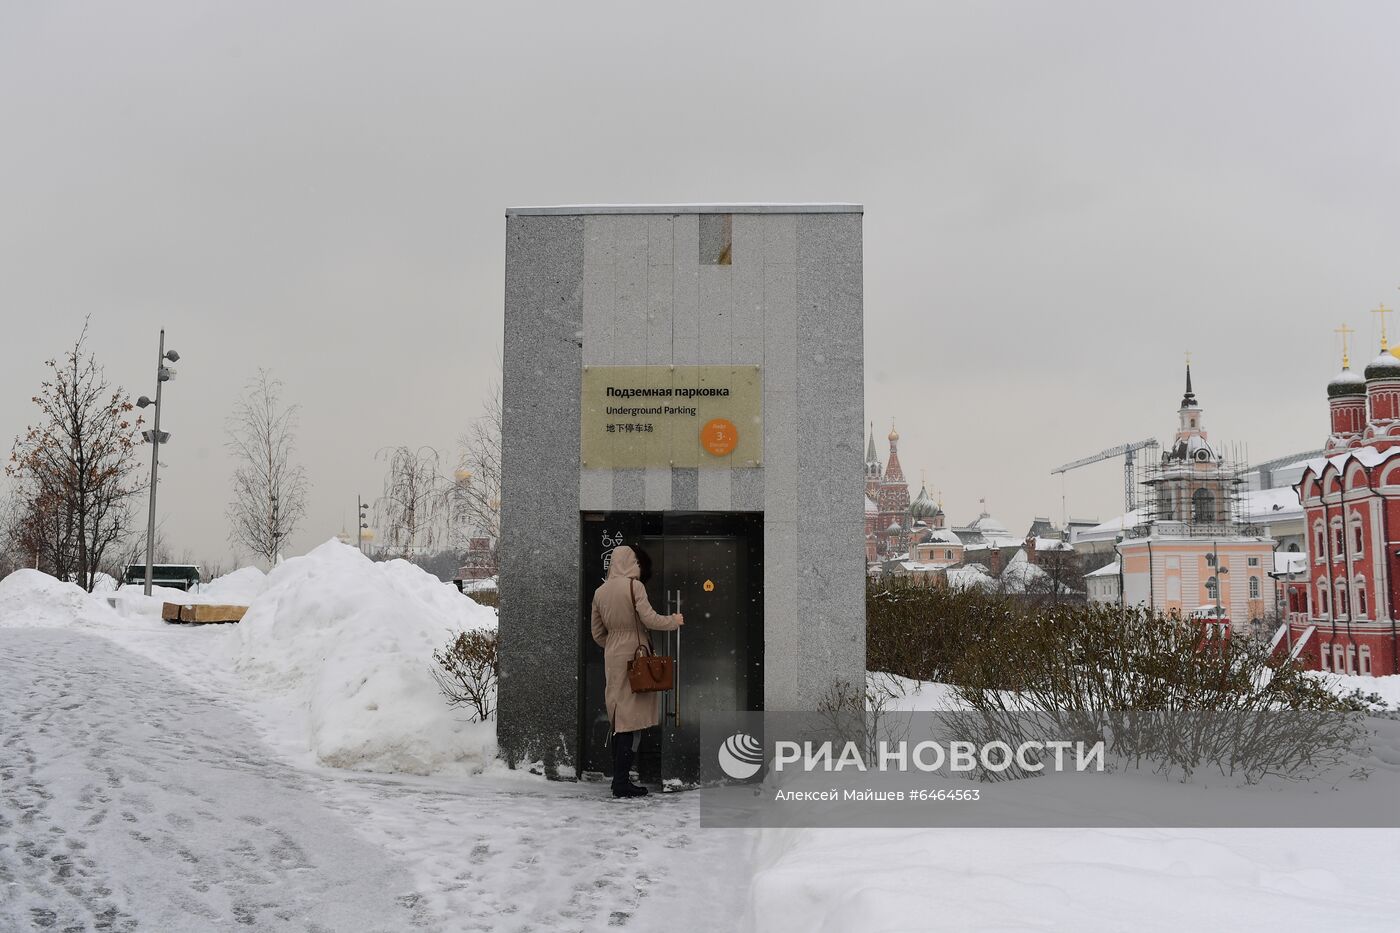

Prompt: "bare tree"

[6,478,71,577]
[0,483,28,577]
[1027,544,1084,608]
[452,380,501,574]
[226,369,308,569]
[115,521,169,573]
[376,445,446,557]
[6,321,145,590]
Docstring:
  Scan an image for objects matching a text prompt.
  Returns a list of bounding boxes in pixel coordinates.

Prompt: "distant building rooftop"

[505,203,863,216]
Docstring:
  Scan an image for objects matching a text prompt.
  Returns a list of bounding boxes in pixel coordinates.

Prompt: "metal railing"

[1124,521,1265,539]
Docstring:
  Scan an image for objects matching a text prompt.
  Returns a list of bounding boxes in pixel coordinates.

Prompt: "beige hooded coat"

[591,546,681,734]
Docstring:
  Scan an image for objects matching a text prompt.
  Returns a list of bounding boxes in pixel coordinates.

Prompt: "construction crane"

[1051,438,1161,513]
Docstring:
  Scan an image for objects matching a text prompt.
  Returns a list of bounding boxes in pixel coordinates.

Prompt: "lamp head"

[136,395,153,408]
[164,350,180,362]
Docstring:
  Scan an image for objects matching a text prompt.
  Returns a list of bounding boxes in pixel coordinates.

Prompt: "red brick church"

[866,423,913,559]
[1287,337,1400,676]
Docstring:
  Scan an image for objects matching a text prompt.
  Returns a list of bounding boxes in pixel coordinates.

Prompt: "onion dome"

[1364,351,1400,381]
[885,521,903,536]
[1170,434,1218,463]
[888,424,900,442]
[910,484,938,520]
[1327,367,1367,398]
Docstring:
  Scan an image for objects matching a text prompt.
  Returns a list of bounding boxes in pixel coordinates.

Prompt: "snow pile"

[105,567,268,620]
[462,576,497,593]
[0,569,120,629]
[231,539,498,775]
[109,583,201,621]
[200,566,268,604]
[1318,671,1400,709]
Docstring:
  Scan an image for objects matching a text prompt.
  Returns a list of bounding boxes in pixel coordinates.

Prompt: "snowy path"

[306,771,753,931]
[0,629,753,931]
[0,628,426,931]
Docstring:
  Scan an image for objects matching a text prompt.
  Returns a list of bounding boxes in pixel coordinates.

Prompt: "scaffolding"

[1127,442,1258,538]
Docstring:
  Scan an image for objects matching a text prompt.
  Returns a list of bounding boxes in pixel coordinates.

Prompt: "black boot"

[621,737,648,797]
[611,733,632,797]
[611,733,648,798]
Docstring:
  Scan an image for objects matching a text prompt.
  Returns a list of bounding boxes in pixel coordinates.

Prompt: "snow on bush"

[231,539,498,775]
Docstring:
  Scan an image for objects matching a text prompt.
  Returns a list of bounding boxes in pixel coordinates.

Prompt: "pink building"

[1116,368,1275,624]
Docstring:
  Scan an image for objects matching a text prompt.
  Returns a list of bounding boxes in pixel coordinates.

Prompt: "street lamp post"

[1206,547,1229,639]
[357,496,369,553]
[136,330,179,596]
[1213,566,1229,624]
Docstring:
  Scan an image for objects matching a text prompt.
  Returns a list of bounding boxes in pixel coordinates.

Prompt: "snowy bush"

[946,602,1343,711]
[868,581,1367,781]
[431,628,498,721]
[946,603,1364,782]
[866,579,1017,681]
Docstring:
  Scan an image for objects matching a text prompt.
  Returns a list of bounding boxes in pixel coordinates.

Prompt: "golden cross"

[1373,303,1392,351]
[1335,323,1355,369]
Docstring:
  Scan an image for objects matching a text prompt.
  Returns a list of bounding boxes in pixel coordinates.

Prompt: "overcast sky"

[3,1,1399,568]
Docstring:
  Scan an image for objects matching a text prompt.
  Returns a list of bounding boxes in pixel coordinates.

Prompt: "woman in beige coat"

[591,545,683,798]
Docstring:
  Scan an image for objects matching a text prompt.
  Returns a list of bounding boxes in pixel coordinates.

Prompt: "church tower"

[1326,325,1366,454]
[1145,364,1234,526]
[876,423,912,555]
[1116,363,1274,623]
[865,423,883,502]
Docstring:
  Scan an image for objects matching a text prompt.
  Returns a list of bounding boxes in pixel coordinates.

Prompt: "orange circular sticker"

[701,418,738,457]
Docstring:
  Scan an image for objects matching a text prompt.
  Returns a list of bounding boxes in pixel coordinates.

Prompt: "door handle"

[662,589,676,724]
[674,589,682,728]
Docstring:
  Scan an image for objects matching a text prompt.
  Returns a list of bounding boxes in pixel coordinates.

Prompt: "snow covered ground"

[0,629,422,931]
[749,823,1400,932]
[3,544,1400,931]
[0,544,752,931]
[0,628,750,931]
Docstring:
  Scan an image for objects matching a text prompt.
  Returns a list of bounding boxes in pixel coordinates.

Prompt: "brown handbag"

[625,580,674,693]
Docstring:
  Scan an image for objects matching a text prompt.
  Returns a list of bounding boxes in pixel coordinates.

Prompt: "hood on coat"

[608,546,641,581]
